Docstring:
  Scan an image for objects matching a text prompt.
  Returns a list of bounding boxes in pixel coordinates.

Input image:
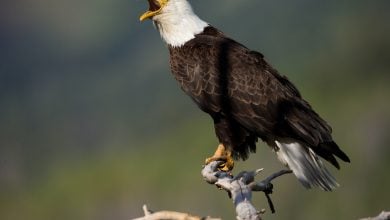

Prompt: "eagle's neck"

[152,0,208,47]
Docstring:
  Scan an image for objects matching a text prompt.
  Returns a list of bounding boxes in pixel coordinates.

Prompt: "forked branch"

[132,163,291,220]
[201,161,292,220]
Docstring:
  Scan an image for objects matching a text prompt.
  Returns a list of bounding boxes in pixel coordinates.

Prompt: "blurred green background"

[1,0,389,219]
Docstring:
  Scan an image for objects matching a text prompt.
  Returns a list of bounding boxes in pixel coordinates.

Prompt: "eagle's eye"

[148,0,161,12]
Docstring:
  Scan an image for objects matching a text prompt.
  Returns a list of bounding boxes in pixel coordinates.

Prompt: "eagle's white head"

[140,0,208,47]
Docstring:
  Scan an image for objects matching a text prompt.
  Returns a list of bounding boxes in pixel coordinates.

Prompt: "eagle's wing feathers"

[169,30,349,166]
[220,37,350,167]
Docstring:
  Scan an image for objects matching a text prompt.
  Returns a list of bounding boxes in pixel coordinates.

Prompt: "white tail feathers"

[275,140,339,191]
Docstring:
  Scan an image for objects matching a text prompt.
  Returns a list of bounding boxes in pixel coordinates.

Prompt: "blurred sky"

[0,0,389,220]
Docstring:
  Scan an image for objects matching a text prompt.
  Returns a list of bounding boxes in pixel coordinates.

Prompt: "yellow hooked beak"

[140,0,169,21]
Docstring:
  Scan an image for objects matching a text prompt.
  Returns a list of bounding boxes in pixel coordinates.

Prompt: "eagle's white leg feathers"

[274,140,338,191]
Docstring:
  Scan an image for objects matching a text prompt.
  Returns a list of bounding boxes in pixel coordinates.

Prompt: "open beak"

[140,0,166,21]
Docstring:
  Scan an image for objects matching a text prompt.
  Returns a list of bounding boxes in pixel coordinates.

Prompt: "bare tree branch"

[131,205,221,220]
[201,161,292,220]
[132,162,387,220]
[132,162,291,220]
[360,211,390,220]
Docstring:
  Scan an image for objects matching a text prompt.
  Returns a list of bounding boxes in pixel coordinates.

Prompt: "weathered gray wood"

[132,162,386,220]
[360,211,390,220]
[132,205,221,220]
[201,161,292,220]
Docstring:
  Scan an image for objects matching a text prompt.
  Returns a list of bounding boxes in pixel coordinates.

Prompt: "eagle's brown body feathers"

[169,26,349,168]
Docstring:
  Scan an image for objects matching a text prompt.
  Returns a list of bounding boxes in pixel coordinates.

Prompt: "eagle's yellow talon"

[220,157,234,172]
[205,144,235,172]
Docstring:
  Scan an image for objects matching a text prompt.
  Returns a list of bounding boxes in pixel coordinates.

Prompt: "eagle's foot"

[205,144,234,172]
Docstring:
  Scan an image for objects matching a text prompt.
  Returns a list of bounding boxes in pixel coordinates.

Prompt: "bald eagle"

[140,0,350,191]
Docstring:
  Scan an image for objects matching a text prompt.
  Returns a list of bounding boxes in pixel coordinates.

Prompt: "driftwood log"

[131,204,220,220]
[360,211,390,220]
